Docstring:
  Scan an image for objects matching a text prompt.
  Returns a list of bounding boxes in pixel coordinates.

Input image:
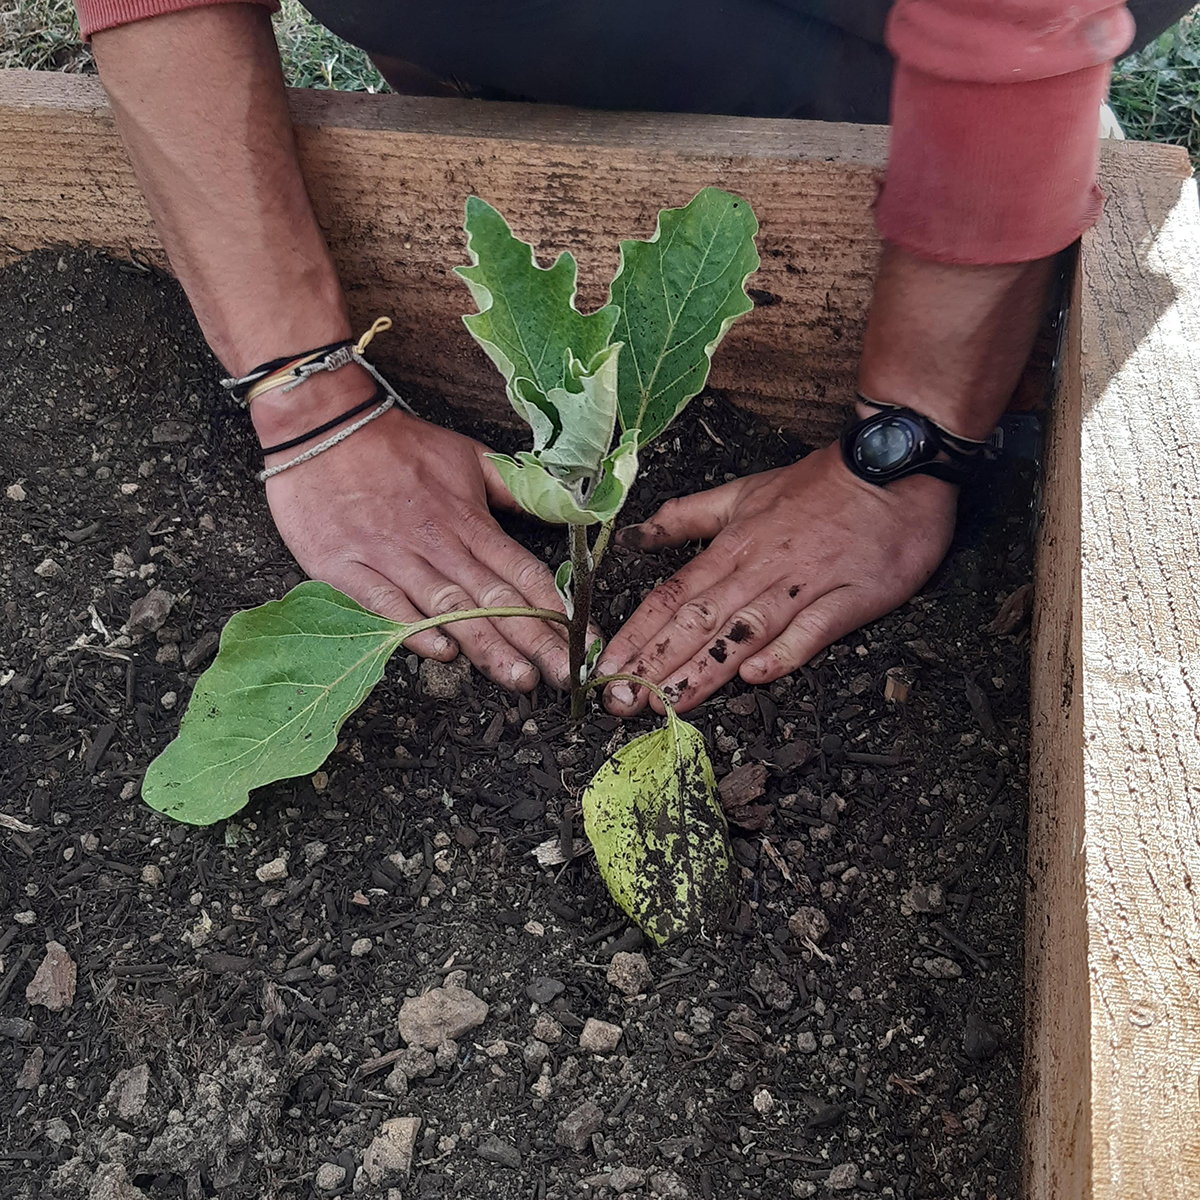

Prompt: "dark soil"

[1,250,1034,1200]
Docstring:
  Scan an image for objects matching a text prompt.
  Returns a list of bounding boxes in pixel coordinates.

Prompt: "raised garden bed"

[1,69,1199,1200]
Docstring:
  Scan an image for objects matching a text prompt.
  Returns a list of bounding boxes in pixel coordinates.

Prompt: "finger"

[478,449,522,514]
[458,516,570,643]
[740,587,863,685]
[596,544,745,702]
[462,515,607,674]
[335,564,458,661]
[615,482,740,552]
[443,548,573,689]
[403,558,540,692]
[652,584,800,715]
[601,574,753,716]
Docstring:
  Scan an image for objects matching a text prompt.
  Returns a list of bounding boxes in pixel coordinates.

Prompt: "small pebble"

[160,691,177,710]
[255,856,289,884]
[140,865,163,887]
[923,955,963,980]
[579,1017,623,1054]
[350,938,373,958]
[827,1163,860,1191]
[532,1013,563,1044]
[788,906,830,944]
[606,951,652,996]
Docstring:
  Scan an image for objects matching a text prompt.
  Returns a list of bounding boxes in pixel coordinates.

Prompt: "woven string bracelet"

[258,384,386,457]
[257,393,396,483]
[219,317,415,483]
[220,338,353,406]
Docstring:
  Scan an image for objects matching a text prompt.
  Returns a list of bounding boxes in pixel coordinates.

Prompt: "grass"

[0,0,385,89]
[0,0,1195,161]
[1109,12,1200,165]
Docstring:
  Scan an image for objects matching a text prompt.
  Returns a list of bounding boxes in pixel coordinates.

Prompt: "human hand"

[258,389,571,692]
[595,441,957,715]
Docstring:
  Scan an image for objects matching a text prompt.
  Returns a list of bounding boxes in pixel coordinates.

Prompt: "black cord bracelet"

[259,385,387,457]
[224,337,355,404]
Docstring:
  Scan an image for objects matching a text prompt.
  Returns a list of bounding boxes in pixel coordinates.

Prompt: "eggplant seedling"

[142,188,760,943]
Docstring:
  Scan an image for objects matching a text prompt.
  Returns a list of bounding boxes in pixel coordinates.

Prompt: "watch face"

[857,416,916,473]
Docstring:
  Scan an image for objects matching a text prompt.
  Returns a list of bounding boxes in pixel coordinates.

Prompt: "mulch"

[2,249,1033,1200]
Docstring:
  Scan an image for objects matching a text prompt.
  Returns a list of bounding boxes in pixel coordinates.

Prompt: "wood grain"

[1029,146,1200,1197]
[0,68,891,441]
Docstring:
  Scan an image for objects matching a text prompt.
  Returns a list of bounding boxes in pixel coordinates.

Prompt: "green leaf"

[582,706,737,944]
[554,561,574,621]
[609,187,759,445]
[142,582,406,825]
[583,637,603,684]
[487,429,639,526]
[455,196,619,406]
[514,342,622,477]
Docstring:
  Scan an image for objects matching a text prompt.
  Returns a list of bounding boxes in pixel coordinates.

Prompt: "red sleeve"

[877,1,1136,264]
[75,0,277,40]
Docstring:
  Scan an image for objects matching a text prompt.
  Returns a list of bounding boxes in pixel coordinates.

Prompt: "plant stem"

[402,606,570,640]
[568,523,594,719]
[586,672,674,710]
[591,518,616,571]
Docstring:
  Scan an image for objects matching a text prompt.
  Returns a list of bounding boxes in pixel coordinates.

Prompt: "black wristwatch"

[840,396,1000,487]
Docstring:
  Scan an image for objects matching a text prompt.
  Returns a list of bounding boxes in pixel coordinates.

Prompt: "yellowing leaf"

[581,707,736,944]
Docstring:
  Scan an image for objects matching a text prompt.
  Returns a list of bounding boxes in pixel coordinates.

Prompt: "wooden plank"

[1028,143,1200,1197]
[0,67,890,441]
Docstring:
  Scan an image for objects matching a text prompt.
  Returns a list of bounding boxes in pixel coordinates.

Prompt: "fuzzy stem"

[585,671,674,710]
[401,606,569,641]
[591,518,616,571]
[568,523,594,719]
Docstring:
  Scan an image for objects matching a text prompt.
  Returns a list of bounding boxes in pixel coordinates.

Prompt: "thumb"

[616,482,739,551]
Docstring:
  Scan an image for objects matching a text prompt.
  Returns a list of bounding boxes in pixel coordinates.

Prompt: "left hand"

[596,441,957,715]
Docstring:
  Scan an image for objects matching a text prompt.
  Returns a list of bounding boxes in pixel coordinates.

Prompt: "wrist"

[859,242,1055,441]
[250,362,380,453]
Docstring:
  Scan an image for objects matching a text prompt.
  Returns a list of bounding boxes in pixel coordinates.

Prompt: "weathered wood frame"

[2,69,1198,1196]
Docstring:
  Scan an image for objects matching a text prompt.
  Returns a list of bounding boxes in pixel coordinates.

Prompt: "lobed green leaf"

[581,706,737,944]
[609,187,759,445]
[455,196,618,407]
[142,582,407,825]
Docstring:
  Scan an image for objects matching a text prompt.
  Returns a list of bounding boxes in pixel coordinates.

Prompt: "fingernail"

[610,682,635,707]
[433,636,452,654]
[746,658,764,674]
[511,661,536,684]
[596,660,616,678]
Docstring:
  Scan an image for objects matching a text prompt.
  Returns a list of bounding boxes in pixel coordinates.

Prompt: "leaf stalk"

[567,523,595,719]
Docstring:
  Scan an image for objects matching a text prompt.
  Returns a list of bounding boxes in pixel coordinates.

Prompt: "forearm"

[91,4,370,444]
[859,243,1055,439]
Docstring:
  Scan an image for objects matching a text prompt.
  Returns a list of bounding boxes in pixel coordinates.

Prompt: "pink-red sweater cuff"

[75,0,277,40]
[876,62,1112,264]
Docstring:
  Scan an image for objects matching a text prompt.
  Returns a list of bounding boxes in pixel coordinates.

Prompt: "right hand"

[254,371,572,692]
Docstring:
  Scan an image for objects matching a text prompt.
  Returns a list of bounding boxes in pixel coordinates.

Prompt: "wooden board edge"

[1026,253,1089,1200]
[1028,158,1200,1199]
